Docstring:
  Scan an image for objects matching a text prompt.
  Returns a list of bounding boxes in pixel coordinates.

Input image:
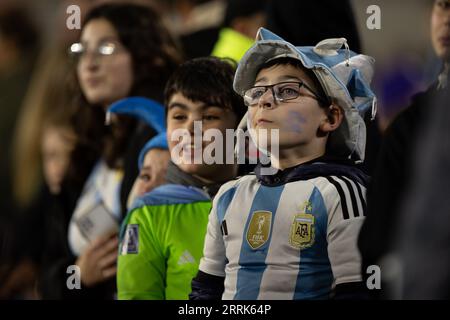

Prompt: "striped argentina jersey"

[198,160,368,300]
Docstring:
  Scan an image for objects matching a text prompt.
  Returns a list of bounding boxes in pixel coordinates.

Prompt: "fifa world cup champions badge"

[289,201,315,250]
[246,211,272,249]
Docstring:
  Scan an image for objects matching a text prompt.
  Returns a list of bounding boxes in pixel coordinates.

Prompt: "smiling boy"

[117,57,246,299]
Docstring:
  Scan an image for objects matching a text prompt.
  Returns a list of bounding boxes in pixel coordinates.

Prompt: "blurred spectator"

[103,97,171,210]
[3,1,94,298]
[2,46,96,300]
[0,5,39,211]
[0,4,39,299]
[265,0,361,52]
[23,110,82,300]
[392,87,450,300]
[210,0,266,61]
[176,0,266,61]
[10,0,95,214]
[358,0,450,299]
[51,3,181,299]
[170,0,225,60]
[1,1,179,300]
[36,109,98,300]
[126,148,170,209]
[41,122,78,195]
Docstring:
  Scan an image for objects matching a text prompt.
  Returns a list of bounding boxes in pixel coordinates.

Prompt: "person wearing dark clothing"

[358,0,450,299]
[39,3,180,299]
[357,84,438,298]
[265,0,361,52]
[180,0,267,60]
[393,87,450,300]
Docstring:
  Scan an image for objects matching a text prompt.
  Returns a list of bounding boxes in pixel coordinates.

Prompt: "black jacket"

[37,121,154,299]
[358,84,438,299]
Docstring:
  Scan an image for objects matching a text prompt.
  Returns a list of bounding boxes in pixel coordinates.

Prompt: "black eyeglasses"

[243,81,329,107]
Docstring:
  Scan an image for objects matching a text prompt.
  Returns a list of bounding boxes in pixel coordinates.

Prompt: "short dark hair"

[258,57,329,107]
[0,6,38,53]
[164,57,246,122]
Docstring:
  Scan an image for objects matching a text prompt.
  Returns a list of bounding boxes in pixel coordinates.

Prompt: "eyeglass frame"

[68,40,125,60]
[243,81,330,107]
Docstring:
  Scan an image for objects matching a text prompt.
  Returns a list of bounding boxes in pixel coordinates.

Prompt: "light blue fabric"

[234,28,377,161]
[234,184,285,300]
[107,96,169,169]
[137,132,168,170]
[107,96,166,134]
[130,184,210,212]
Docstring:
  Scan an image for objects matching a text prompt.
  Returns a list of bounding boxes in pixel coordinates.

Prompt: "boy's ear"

[320,104,343,133]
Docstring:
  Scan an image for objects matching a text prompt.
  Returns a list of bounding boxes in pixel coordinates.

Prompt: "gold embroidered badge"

[246,210,272,249]
[289,213,315,250]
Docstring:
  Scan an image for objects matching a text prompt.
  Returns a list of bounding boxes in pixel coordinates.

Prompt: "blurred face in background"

[42,126,76,194]
[431,0,450,60]
[135,150,170,195]
[126,147,171,209]
[77,18,134,107]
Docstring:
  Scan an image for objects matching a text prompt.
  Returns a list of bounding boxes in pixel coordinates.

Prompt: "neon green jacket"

[117,184,211,300]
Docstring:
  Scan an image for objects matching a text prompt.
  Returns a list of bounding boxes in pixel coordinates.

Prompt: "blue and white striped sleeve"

[198,181,237,277]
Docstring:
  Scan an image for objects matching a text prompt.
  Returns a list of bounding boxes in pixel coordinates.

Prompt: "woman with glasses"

[40,3,181,299]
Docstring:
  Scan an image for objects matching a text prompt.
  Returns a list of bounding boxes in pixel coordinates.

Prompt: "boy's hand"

[75,232,119,287]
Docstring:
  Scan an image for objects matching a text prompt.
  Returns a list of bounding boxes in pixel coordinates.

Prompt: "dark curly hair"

[71,3,182,168]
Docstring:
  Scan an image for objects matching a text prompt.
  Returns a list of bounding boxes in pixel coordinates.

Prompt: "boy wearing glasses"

[190,28,377,300]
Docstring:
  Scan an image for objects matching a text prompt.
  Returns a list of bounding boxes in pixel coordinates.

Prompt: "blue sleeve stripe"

[216,187,237,225]
[130,184,210,211]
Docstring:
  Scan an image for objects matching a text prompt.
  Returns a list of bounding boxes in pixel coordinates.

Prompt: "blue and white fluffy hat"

[234,28,377,161]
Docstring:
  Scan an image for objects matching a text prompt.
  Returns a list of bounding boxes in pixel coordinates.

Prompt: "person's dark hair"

[71,3,181,168]
[42,103,97,191]
[258,57,330,107]
[223,0,267,28]
[82,3,181,99]
[164,56,246,123]
[265,0,361,53]
[0,6,38,53]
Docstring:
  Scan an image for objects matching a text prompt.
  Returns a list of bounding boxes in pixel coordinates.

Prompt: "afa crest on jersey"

[289,213,315,250]
[246,210,272,249]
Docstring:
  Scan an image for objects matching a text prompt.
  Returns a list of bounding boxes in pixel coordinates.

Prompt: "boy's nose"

[185,117,204,136]
[257,89,275,109]
[185,118,196,135]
